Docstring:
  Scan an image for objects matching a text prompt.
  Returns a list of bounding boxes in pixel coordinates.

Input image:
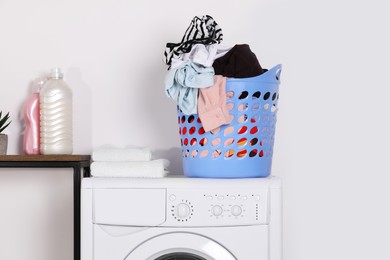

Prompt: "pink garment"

[198,75,233,132]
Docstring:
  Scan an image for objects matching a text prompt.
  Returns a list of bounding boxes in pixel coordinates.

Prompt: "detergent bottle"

[23,78,45,155]
[40,68,73,154]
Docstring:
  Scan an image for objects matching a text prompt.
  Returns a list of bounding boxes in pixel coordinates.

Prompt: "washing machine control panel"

[165,188,269,226]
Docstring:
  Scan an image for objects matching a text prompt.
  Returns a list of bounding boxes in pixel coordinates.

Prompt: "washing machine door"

[125,232,236,260]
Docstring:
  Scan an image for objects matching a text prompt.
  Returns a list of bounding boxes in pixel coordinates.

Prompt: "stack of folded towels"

[91,145,170,178]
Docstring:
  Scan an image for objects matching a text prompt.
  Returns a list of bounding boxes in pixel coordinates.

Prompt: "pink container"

[23,79,44,155]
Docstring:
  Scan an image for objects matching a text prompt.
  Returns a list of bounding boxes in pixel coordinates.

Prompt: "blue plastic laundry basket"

[177,64,282,178]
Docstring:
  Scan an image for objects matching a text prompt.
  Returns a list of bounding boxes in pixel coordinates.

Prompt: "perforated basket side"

[177,64,282,178]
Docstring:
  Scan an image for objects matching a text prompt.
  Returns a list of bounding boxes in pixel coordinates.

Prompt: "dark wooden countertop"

[0,155,91,162]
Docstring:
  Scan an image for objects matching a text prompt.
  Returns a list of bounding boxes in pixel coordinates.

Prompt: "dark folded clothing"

[212,44,266,78]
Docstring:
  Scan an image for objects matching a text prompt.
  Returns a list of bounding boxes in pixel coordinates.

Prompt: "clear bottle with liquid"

[23,78,45,155]
[40,68,73,154]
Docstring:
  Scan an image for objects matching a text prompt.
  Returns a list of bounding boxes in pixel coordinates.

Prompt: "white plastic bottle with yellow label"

[40,68,73,154]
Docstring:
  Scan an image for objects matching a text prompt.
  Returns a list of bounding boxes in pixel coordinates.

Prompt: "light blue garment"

[165,61,214,115]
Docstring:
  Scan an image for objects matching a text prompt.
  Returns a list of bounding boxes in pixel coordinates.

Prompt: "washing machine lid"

[125,232,236,260]
[82,176,281,189]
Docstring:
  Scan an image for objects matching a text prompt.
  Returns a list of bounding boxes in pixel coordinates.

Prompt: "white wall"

[1,0,389,259]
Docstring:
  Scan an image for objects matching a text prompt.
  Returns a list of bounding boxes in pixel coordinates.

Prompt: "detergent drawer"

[93,188,166,226]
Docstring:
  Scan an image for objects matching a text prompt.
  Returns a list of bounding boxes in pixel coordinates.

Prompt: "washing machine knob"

[211,205,223,216]
[231,205,242,216]
[176,203,191,218]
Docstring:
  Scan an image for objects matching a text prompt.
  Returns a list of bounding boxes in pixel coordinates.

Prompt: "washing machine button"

[211,205,223,216]
[169,194,176,201]
[231,205,242,216]
[217,196,224,201]
[241,196,248,200]
[176,203,191,218]
[206,195,213,200]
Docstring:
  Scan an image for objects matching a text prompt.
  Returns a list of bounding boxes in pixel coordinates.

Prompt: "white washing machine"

[81,176,282,260]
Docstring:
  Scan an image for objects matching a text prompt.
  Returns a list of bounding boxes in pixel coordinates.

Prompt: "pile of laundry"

[91,145,170,177]
[164,15,267,132]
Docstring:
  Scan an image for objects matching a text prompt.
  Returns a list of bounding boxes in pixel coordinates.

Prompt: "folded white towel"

[92,145,152,162]
[91,159,170,178]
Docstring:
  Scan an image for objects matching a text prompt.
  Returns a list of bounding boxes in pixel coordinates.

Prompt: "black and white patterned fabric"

[164,15,223,67]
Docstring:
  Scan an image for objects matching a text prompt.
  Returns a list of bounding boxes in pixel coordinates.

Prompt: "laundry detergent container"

[177,64,282,178]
